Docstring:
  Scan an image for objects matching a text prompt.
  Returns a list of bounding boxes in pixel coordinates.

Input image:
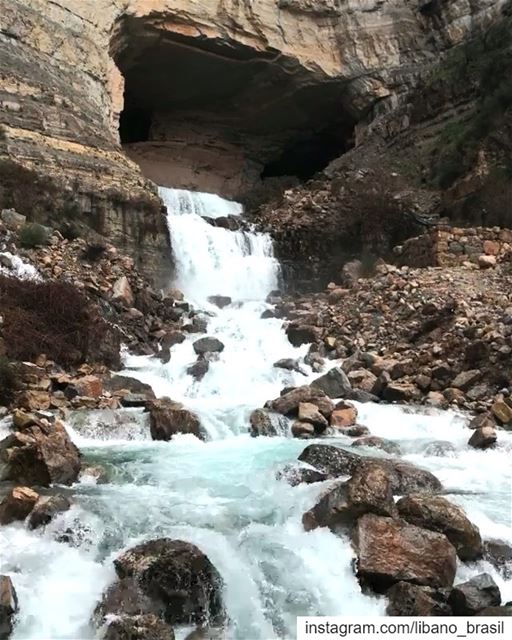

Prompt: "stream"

[1,188,511,639]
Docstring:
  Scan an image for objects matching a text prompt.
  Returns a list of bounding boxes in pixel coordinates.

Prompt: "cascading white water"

[2,189,511,640]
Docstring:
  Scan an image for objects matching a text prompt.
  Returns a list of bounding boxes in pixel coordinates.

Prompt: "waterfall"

[3,189,511,640]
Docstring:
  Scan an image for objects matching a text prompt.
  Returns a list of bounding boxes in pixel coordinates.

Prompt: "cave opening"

[111,15,356,199]
[119,106,152,143]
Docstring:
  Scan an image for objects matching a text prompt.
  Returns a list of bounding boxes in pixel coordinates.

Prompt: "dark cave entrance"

[261,121,354,180]
[119,106,152,144]
[111,15,356,198]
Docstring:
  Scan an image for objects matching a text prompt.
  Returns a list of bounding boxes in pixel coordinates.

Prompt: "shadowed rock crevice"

[110,14,356,199]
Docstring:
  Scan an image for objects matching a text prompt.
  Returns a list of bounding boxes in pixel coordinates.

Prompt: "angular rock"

[449,574,501,615]
[0,419,81,486]
[104,614,175,640]
[298,444,442,494]
[452,370,481,391]
[273,358,306,375]
[113,539,224,625]
[354,514,457,591]
[491,401,512,426]
[336,424,371,437]
[476,606,512,616]
[266,386,331,417]
[311,367,351,399]
[67,375,103,399]
[16,390,51,412]
[161,331,186,349]
[330,401,357,427]
[351,436,402,456]
[112,276,134,307]
[297,402,328,430]
[27,494,71,529]
[386,582,452,616]
[303,463,398,532]
[397,494,483,561]
[0,575,18,640]
[468,427,497,449]
[277,464,327,486]
[104,376,156,401]
[0,486,39,525]
[483,539,512,579]
[193,337,225,355]
[249,409,287,437]
[187,360,210,381]
[147,398,202,441]
[291,421,315,439]
[286,324,319,347]
[1,208,26,230]
[382,382,420,403]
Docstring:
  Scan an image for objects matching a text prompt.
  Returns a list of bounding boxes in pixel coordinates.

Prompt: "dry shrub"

[0,276,120,368]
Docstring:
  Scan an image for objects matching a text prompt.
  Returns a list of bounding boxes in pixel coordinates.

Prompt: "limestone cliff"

[0,0,507,282]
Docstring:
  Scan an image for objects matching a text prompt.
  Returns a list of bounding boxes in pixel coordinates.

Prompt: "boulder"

[104,614,175,640]
[266,386,332,417]
[298,444,361,477]
[476,606,512,616]
[207,296,231,309]
[452,370,481,391]
[336,425,371,438]
[249,409,287,437]
[330,401,357,427]
[147,399,202,441]
[112,276,134,307]
[303,463,397,532]
[67,375,103,399]
[113,539,224,625]
[0,575,18,640]
[276,465,327,486]
[291,421,315,439]
[16,390,51,411]
[27,494,71,529]
[311,367,352,399]
[491,401,512,426]
[297,402,328,431]
[0,418,81,486]
[161,331,186,349]
[193,337,225,355]
[104,376,156,402]
[187,360,210,381]
[386,582,452,616]
[397,494,483,561]
[351,436,402,456]
[478,255,496,269]
[0,486,39,525]
[354,514,457,592]
[286,324,319,347]
[468,427,497,449]
[382,382,421,403]
[449,574,501,615]
[298,444,442,494]
[95,576,160,623]
[483,539,512,579]
[1,208,26,230]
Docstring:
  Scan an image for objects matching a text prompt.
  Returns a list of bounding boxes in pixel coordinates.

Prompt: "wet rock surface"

[354,514,457,592]
[386,582,452,616]
[0,575,18,640]
[111,539,224,626]
[147,398,202,441]
[449,574,501,615]
[396,494,483,561]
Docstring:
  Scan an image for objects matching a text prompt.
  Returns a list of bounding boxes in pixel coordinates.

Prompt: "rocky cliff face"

[0,0,507,282]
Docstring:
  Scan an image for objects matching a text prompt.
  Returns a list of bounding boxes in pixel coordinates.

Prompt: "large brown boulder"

[112,539,224,626]
[266,386,332,418]
[386,582,452,616]
[104,614,175,640]
[397,494,483,561]
[298,444,442,494]
[147,399,203,441]
[0,418,81,486]
[449,574,501,615]
[303,463,397,532]
[354,514,457,592]
[0,486,39,525]
[0,575,18,640]
[311,367,352,399]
